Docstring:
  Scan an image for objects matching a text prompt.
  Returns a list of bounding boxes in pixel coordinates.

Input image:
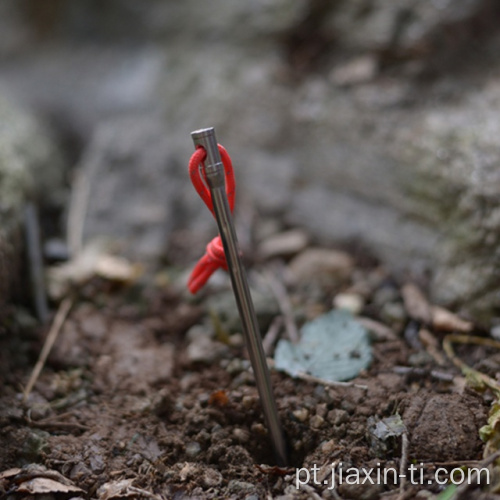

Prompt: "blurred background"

[1,0,499,321]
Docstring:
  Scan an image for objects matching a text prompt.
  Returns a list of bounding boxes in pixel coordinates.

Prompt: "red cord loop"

[187,144,235,294]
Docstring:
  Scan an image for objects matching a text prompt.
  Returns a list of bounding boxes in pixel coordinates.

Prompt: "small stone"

[229,333,244,347]
[316,403,327,418]
[310,414,325,429]
[232,428,250,443]
[251,423,266,436]
[372,286,400,307]
[258,229,309,259]
[491,324,500,341]
[201,468,223,488]
[320,439,336,454]
[228,480,256,495]
[185,442,201,458]
[380,302,406,325]
[292,408,309,422]
[186,324,210,341]
[288,248,353,286]
[327,409,349,426]
[225,358,245,375]
[186,335,229,364]
[333,292,364,315]
[242,395,258,410]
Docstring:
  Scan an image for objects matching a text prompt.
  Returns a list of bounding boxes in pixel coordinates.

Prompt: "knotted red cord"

[187,144,236,294]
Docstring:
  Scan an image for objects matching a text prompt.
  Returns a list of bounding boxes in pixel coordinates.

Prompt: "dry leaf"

[432,306,473,333]
[16,477,84,495]
[98,479,135,500]
[401,283,432,324]
[95,254,143,282]
[0,468,22,480]
[47,241,142,299]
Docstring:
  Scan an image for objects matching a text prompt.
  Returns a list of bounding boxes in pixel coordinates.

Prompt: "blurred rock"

[0,91,64,304]
[333,292,364,315]
[324,0,482,55]
[288,248,353,287]
[0,0,499,320]
[258,229,309,260]
[68,116,203,261]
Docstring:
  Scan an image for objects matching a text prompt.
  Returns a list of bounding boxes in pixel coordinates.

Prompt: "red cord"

[187,144,236,294]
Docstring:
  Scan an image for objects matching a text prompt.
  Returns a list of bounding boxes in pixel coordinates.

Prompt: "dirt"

[0,248,496,500]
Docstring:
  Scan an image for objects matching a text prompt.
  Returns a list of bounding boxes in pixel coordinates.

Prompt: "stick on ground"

[23,297,73,401]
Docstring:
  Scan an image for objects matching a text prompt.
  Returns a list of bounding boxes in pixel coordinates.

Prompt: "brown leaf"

[16,477,84,495]
[432,306,473,333]
[0,468,22,480]
[401,283,432,324]
[98,479,135,500]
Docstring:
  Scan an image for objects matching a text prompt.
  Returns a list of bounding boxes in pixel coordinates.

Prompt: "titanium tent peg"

[190,127,288,466]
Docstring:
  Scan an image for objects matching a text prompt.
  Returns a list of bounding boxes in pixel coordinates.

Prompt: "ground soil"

[0,247,497,500]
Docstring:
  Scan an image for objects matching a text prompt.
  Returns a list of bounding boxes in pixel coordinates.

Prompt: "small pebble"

[292,408,309,422]
[258,229,309,259]
[242,395,259,410]
[201,468,223,488]
[491,324,500,341]
[310,414,325,429]
[333,292,364,315]
[232,428,250,443]
[229,333,244,347]
[288,248,353,285]
[185,441,201,458]
[231,370,255,388]
[186,336,229,364]
[228,479,256,494]
[327,409,349,425]
[320,439,336,454]
[251,423,266,436]
[380,302,406,325]
[225,358,245,375]
[316,403,327,418]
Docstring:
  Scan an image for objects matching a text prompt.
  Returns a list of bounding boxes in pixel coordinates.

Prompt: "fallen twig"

[358,317,398,341]
[263,316,284,356]
[260,266,300,343]
[23,297,73,401]
[267,358,368,390]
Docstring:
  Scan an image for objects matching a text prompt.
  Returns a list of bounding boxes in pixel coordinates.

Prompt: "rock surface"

[0,91,64,304]
[0,0,499,320]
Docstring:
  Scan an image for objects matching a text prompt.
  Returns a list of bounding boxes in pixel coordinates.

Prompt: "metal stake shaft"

[191,127,288,466]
